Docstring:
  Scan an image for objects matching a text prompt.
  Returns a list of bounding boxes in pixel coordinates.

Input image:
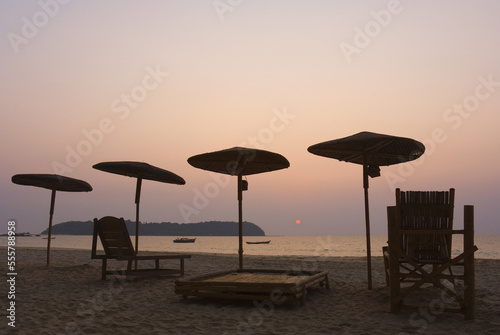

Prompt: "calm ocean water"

[2,235,499,259]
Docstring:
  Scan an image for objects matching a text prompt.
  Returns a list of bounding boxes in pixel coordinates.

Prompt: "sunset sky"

[1,0,499,237]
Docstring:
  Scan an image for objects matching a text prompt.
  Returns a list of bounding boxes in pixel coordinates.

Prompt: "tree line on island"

[41,220,266,236]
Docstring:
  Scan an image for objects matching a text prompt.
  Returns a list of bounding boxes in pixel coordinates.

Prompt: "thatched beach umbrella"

[11,174,92,265]
[92,161,185,257]
[308,131,425,289]
[188,147,290,269]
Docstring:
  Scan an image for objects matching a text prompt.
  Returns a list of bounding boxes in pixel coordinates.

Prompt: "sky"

[1,0,499,237]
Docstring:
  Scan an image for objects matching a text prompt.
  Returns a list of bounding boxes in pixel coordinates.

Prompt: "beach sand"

[2,247,500,335]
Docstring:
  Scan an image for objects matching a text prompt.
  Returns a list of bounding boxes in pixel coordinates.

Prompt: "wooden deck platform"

[175,269,329,305]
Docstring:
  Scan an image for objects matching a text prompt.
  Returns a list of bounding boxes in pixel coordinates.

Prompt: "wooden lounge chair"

[91,216,191,280]
[385,189,477,319]
[176,268,329,305]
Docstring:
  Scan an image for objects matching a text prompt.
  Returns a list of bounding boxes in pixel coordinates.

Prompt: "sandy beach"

[2,247,500,335]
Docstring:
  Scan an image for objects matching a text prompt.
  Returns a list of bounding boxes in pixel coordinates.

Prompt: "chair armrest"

[116,254,191,261]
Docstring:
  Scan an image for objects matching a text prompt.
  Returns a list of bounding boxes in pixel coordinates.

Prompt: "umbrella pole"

[134,177,142,269]
[363,161,373,290]
[238,174,243,270]
[47,189,56,265]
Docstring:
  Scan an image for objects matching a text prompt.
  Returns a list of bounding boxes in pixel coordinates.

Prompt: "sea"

[2,235,499,259]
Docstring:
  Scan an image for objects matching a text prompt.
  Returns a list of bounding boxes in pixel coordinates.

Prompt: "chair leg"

[101,259,107,280]
[383,246,390,286]
[463,205,475,319]
[125,260,133,281]
[387,207,401,313]
[180,258,185,276]
[464,271,475,320]
[300,289,307,306]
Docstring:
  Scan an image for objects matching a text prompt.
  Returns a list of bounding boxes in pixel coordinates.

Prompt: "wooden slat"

[398,229,464,235]
[202,273,311,284]
[398,189,455,262]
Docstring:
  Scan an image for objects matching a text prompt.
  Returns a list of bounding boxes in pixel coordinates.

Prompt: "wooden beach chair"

[385,189,477,319]
[91,216,191,280]
[383,188,456,285]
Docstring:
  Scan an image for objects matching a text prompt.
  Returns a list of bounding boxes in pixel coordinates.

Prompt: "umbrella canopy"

[308,131,425,289]
[188,146,290,176]
[12,174,93,192]
[307,131,425,167]
[92,161,185,259]
[93,161,186,185]
[11,174,92,265]
[188,147,290,269]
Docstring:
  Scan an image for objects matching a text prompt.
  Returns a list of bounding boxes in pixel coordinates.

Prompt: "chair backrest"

[395,188,455,262]
[93,216,136,258]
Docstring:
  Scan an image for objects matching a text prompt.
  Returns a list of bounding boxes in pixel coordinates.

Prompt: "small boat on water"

[246,240,271,245]
[173,237,196,243]
[17,232,34,237]
[0,232,35,237]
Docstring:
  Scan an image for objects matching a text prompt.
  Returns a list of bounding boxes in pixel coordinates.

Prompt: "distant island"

[41,220,266,236]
